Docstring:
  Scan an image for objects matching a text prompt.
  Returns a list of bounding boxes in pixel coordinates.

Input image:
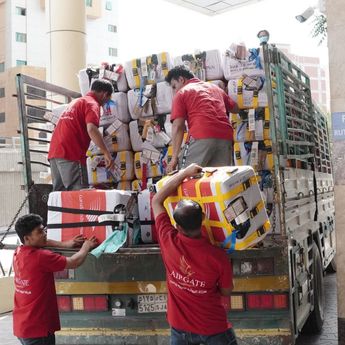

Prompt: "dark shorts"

[171,327,238,345]
[18,333,55,345]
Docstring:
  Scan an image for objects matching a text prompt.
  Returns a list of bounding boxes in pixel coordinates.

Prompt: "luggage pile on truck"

[44,45,275,250]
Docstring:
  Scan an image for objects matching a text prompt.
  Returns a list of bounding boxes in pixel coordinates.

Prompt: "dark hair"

[91,79,114,96]
[15,214,43,244]
[173,199,203,234]
[165,65,194,84]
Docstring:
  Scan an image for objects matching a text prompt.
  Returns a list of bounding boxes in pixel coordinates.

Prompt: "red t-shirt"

[170,78,236,141]
[48,92,100,165]
[13,246,67,338]
[155,212,233,335]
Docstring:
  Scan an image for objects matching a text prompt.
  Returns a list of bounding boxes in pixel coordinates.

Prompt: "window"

[0,112,5,123]
[26,86,46,100]
[0,88,4,98]
[86,0,92,7]
[38,131,47,144]
[16,7,26,16]
[27,106,46,118]
[16,60,27,66]
[0,62,4,72]
[108,24,117,33]
[0,138,5,147]
[109,47,117,57]
[16,32,27,43]
[106,1,112,10]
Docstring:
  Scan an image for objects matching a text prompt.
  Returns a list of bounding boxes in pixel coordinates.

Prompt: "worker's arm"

[46,235,85,249]
[87,123,114,169]
[166,118,186,173]
[152,163,202,218]
[65,236,98,269]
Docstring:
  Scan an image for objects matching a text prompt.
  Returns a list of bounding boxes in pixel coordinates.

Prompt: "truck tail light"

[57,296,72,312]
[230,295,245,310]
[246,293,288,310]
[72,296,108,312]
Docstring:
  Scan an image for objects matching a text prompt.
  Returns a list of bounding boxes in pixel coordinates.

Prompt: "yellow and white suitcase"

[228,76,268,109]
[88,121,132,155]
[134,151,163,180]
[156,166,271,251]
[174,49,224,81]
[233,140,273,172]
[131,178,161,192]
[87,151,134,186]
[125,52,173,90]
[230,107,270,142]
[223,45,264,80]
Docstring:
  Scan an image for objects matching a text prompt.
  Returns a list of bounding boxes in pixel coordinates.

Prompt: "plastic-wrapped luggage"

[125,52,173,89]
[174,49,223,81]
[47,189,135,242]
[155,81,173,115]
[87,151,134,186]
[223,44,264,80]
[233,140,273,171]
[138,189,157,243]
[131,177,161,192]
[100,92,131,126]
[127,86,155,119]
[231,107,270,142]
[156,166,271,251]
[228,76,268,109]
[44,104,68,125]
[78,64,128,95]
[88,122,131,155]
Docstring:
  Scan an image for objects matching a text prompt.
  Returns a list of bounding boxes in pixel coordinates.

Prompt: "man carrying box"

[152,164,238,345]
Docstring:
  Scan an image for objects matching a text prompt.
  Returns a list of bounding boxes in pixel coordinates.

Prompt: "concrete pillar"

[45,0,86,92]
[326,0,345,343]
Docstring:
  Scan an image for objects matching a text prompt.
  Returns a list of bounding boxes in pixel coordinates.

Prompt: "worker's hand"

[82,236,99,251]
[166,157,178,174]
[104,151,114,170]
[65,235,85,248]
[182,163,202,178]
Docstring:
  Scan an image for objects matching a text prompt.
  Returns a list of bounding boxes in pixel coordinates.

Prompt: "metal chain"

[0,184,35,249]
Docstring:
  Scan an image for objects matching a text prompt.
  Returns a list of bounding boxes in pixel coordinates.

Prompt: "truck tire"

[326,257,337,273]
[303,243,325,334]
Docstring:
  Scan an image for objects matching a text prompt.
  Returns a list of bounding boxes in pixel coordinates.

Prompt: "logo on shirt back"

[180,256,194,277]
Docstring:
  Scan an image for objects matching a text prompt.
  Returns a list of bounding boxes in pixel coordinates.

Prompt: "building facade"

[0,0,119,137]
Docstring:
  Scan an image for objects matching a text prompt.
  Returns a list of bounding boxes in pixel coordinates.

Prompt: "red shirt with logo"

[48,92,100,165]
[155,212,233,335]
[13,246,67,338]
[170,78,236,141]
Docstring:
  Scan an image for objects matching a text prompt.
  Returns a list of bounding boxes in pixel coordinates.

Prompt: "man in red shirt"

[48,79,114,191]
[152,164,238,345]
[13,214,98,345]
[165,66,239,173]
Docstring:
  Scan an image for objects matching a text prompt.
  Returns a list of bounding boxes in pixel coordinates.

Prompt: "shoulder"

[155,212,174,229]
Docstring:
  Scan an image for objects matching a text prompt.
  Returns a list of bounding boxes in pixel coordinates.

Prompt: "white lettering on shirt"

[170,270,207,294]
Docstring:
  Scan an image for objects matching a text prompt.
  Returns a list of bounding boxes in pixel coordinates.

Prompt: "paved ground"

[0,273,337,345]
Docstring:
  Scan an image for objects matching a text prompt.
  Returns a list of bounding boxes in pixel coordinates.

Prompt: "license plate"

[137,294,167,314]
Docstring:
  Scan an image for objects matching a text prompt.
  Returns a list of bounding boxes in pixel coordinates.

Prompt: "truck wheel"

[303,243,325,334]
[326,257,337,273]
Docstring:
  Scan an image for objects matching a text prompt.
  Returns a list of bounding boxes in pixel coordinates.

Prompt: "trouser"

[18,333,55,345]
[178,138,233,169]
[170,327,238,345]
[49,158,88,191]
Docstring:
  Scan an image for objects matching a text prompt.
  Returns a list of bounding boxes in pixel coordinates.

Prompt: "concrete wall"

[326,0,345,343]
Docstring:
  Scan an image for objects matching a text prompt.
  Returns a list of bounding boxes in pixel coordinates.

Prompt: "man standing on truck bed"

[48,79,114,191]
[152,164,237,345]
[165,66,239,173]
[13,213,98,345]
